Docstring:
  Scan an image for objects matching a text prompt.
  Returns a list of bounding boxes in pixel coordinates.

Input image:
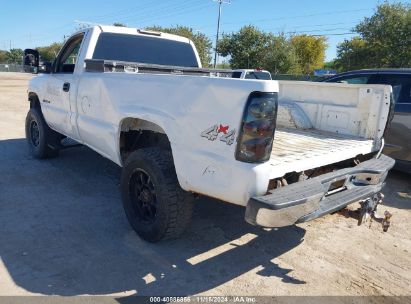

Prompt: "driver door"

[42,33,84,138]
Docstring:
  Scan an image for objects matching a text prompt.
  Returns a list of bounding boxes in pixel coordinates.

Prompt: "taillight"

[236,92,278,163]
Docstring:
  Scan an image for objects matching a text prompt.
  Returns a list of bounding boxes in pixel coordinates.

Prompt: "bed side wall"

[277,81,392,143]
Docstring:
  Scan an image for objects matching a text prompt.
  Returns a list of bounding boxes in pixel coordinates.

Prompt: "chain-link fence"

[271,74,322,81]
[0,64,24,72]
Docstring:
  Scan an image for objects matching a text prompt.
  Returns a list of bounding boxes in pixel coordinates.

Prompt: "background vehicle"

[323,69,411,171]
[24,26,394,242]
[232,69,272,80]
[23,49,39,73]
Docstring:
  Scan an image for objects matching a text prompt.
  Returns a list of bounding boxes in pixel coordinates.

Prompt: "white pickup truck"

[26,26,395,242]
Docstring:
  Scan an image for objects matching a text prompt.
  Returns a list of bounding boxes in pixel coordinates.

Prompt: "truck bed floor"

[269,128,375,178]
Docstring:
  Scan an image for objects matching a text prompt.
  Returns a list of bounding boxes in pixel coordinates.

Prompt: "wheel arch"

[28,92,41,110]
[118,117,173,164]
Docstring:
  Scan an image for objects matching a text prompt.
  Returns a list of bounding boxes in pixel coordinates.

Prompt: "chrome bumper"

[245,154,395,228]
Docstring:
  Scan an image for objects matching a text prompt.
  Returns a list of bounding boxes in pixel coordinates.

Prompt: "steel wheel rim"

[30,120,40,147]
[129,169,157,223]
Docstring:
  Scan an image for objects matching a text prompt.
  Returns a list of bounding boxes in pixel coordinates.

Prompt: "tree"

[323,60,338,71]
[335,37,371,71]
[215,60,230,69]
[356,2,411,67]
[113,22,126,27]
[336,2,411,70]
[217,25,270,69]
[217,27,326,74]
[263,34,300,74]
[37,43,63,62]
[147,25,212,67]
[6,48,24,63]
[0,50,8,63]
[290,35,327,74]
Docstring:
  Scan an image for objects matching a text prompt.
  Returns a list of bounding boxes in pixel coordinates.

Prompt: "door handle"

[63,82,70,92]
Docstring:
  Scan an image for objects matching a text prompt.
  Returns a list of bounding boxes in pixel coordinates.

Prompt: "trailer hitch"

[358,193,392,232]
[342,193,392,232]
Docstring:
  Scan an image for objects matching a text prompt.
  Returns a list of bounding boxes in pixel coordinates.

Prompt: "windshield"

[92,33,199,67]
[245,71,272,80]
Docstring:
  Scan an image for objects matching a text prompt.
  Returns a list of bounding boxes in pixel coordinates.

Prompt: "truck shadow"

[0,138,306,296]
[381,170,411,210]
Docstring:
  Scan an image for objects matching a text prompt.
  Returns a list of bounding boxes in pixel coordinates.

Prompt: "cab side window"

[334,75,371,84]
[379,74,411,104]
[55,34,84,74]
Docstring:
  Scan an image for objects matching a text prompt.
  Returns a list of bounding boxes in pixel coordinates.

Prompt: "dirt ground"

[0,72,410,297]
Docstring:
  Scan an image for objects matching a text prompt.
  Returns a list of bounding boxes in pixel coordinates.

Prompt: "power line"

[200,22,360,36]
[91,0,206,25]
[286,27,354,34]
[126,2,211,27]
[198,8,370,30]
[94,0,190,22]
[223,21,358,35]
[312,32,357,36]
[226,8,371,26]
[84,0,160,21]
[135,2,212,26]
[77,0,196,24]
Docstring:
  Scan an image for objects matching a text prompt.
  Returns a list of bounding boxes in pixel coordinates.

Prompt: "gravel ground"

[0,72,410,297]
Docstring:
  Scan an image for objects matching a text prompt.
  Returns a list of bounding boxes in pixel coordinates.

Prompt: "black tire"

[25,108,61,159]
[121,148,194,242]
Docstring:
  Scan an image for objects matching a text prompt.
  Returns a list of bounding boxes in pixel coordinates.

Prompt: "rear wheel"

[25,108,61,159]
[121,148,194,242]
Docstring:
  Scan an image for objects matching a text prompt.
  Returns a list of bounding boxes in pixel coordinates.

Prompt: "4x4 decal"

[201,124,236,145]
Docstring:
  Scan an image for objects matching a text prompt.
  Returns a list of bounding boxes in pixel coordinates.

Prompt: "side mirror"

[39,61,53,74]
[23,49,39,74]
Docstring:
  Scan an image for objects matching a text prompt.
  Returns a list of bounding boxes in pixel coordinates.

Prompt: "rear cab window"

[92,33,199,67]
[244,71,272,80]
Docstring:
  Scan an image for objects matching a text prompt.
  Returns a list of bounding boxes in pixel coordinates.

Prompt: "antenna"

[213,0,231,68]
[74,20,99,30]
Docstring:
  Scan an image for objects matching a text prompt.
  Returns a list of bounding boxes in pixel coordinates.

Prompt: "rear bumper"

[245,154,395,227]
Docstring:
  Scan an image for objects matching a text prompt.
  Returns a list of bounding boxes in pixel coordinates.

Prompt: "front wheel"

[121,148,194,242]
[25,108,61,159]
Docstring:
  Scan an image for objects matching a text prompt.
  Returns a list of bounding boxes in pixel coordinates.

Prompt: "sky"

[0,0,407,62]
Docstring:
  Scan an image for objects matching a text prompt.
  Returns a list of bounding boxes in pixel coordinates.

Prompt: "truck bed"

[266,81,391,179]
[268,128,374,178]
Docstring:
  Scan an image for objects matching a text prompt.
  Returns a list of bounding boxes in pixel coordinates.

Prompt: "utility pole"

[213,0,230,69]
